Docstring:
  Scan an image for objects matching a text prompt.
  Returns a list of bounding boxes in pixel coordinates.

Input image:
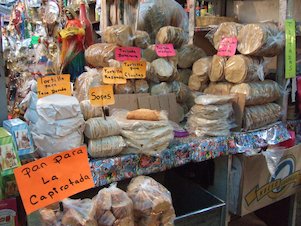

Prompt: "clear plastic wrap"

[188,57,212,91]
[127,176,175,226]
[209,55,226,82]
[94,183,134,226]
[171,81,191,103]
[88,136,126,158]
[243,103,282,130]
[20,91,39,123]
[127,109,162,121]
[141,47,158,62]
[135,80,149,93]
[150,82,173,96]
[134,30,151,49]
[108,59,122,68]
[138,0,188,43]
[237,22,285,57]
[190,103,233,120]
[75,67,102,103]
[103,25,134,47]
[151,58,177,82]
[85,43,118,68]
[194,94,235,105]
[262,146,285,176]
[84,117,121,139]
[114,80,135,94]
[156,26,187,49]
[80,100,103,121]
[224,55,265,83]
[177,44,206,69]
[177,69,192,85]
[230,80,281,106]
[204,82,233,95]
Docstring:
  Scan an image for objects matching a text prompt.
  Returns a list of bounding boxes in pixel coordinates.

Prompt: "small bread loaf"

[209,55,226,82]
[84,117,121,139]
[177,45,206,69]
[103,25,133,47]
[134,30,151,49]
[213,22,243,49]
[156,26,187,48]
[85,43,117,68]
[127,109,161,121]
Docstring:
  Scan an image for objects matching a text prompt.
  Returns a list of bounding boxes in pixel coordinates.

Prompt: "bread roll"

[156,26,187,48]
[237,22,285,57]
[213,22,243,49]
[209,55,226,82]
[127,109,161,121]
[177,44,206,69]
[85,43,117,68]
[103,25,133,47]
[204,82,233,95]
[134,30,151,49]
[84,117,120,139]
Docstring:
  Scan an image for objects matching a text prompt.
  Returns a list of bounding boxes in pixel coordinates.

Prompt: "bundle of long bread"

[209,55,227,82]
[80,100,103,120]
[156,26,187,49]
[103,25,134,47]
[127,176,175,226]
[177,44,206,69]
[85,43,117,68]
[204,82,233,95]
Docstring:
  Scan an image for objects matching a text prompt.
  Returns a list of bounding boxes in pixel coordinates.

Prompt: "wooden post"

[188,0,195,45]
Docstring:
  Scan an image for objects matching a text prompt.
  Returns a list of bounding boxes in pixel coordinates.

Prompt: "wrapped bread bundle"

[188,75,209,91]
[80,100,103,120]
[237,23,285,57]
[177,44,206,69]
[115,80,135,94]
[230,80,281,106]
[190,103,233,120]
[135,79,149,93]
[127,176,176,226]
[213,22,243,49]
[134,30,151,49]
[188,57,212,91]
[94,184,134,226]
[151,82,173,96]
[194,94,235,105]
[172,81,191,103]
[177,69,192,85]
[243,103,281,130]
[209,55,226,82]
[204,82,233,95]
[151,58,177,82]
[85,43,117,68]
[108,59,122,68]
[88,136,126,158]
[142,47,158,62]
[84,117,121,139]
[103,25,134,47]
[40,208,60,226]
[156,26,187,48]
[224,55,264,83]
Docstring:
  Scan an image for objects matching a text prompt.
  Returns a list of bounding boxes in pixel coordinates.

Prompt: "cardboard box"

[230,144,301,216]
[3,119,34,157]
[0,128,20,173]
[109,93,183,123]
[0,198,18,226]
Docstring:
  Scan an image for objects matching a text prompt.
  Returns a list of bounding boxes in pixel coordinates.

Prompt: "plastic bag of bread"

[94,184,134,226]
[188,57,212,91]
[142,46,158,62]
[40,207,62,226]
[177,44,206,69]
[151,82,173,96]
[75,67,102,103]
[194,94,235,105]
[103,25,133,47]
[80,100,103,120]
[230,80,281,106]
[127,176,175,226]
[209,55,226,82]
[151,58,177,82]
[85,43,117,68]
[171,81,191,103]
[84,117,120,139]
[237,22,285,57]
[224,55,265,83]
[177,69,192,85]
[188,74,209,92]
[243,103,281,130]
[204,82,233,95]
[88,136,126,158]
[127,109,161,121]
[134,30,151,49]
[135,79,149,93]
[114,80,135,94]
[190,103,233,120]
[156,26,187,48]
[108,59,122,68]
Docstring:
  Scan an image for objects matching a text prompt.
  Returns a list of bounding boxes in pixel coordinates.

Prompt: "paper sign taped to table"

[217,37,237,57]
[89,85,115,106]
[14,146,94,215]
[155,44,176,57]
[37,74,71,98]
[103,67,126,84]
[122,61,146,79]
[115,47,141,61]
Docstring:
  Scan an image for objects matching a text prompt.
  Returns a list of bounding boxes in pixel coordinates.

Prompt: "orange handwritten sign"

[103,67,126,85]
[37,74,71,98]
[14,146,94,214]
[122,61,146,79]
[89,85,115,106]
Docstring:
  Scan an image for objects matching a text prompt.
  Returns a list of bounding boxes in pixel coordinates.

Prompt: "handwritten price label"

[217,37,237,57]
[37,74,71,98]
[89,85,115,106]
[103,67,126,85]
[122,61,146,79]
[14,146,94,214]
[155,44,176,57]
[115,47,141,61]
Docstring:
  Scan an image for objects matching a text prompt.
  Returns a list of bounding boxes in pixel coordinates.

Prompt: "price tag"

[155,44,176,57]
[37,74,71,98]
[89,85,115,106]
[122,61,146,79]
[217,37,237,57]
[115,47,141,61]
[14,146,94,215]
[103,67,126,85]
[285,19,296,79]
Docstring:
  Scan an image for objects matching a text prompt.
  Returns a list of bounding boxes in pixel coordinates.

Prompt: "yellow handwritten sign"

[14,146,94,215]
[37,74,71,98]
[122,61,146,79]
[89,85,115,106]
[103,67,126,85]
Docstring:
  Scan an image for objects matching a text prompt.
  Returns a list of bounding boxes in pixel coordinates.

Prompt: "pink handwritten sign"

[155,44,176,57]
[217,37,237,57]
[115,47,141,61]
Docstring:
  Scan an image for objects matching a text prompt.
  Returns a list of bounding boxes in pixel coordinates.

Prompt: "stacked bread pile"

[127,176,176,226]
[30,94,85,157]
[84,117,126,158]
[112,109,174,155]
[187,94,235,137]
[204,22,284,130]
